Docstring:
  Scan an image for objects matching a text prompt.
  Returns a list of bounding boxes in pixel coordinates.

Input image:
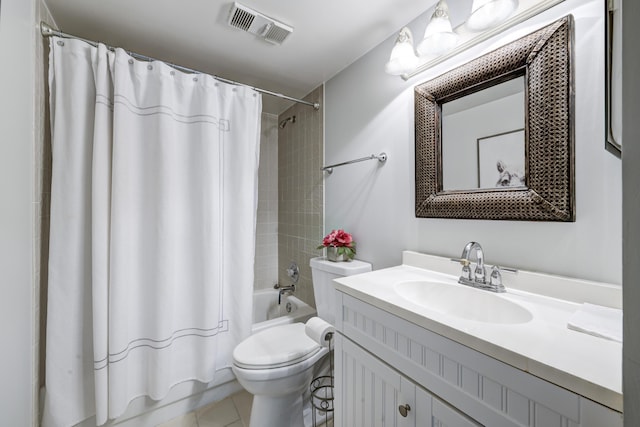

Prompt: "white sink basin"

[394,280,533,324]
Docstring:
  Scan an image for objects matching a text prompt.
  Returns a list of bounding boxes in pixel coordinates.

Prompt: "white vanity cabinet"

[334,292,623,427]
[335,332,480,427]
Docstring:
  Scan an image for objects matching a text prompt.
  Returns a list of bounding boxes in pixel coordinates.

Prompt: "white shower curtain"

[43,37,261,426]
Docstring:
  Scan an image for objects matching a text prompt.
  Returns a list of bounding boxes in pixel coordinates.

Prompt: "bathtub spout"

[278,284,295,304]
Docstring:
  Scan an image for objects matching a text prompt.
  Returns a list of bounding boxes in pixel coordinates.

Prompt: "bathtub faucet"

[275,262,299,304]
[276,284,296,304]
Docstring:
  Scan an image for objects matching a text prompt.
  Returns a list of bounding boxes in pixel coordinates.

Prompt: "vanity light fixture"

[417,0,459,57]
[384,27,419,76]
[385,0,526,76]
[466,0,519,31]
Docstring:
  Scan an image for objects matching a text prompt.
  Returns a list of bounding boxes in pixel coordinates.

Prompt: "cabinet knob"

[398,404,411,417]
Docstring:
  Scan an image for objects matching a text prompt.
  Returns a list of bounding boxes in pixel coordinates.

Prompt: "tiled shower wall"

[254,113,279,290]
[278,86,324,307]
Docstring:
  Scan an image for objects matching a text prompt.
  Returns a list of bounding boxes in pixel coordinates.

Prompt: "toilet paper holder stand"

[309,332,334,427]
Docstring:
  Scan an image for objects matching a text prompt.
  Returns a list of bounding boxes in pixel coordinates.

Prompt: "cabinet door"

[335,334,481,427]
[335,334,414,427]
[415,386,480,427]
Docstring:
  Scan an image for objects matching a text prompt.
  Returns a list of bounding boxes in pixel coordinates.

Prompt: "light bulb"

[385,27,419,75]
[467,0,519,32]
[417,0,459,57]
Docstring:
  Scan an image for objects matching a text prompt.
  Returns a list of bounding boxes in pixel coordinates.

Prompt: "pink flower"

[320,229,354,247]
[322,230,338,246]
[317,229,357,260]
[335,230,353,246]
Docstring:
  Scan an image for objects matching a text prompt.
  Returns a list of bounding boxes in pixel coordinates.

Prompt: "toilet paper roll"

[305,317,335,347]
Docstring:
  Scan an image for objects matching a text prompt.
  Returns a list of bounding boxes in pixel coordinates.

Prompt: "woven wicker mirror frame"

[415,15,575,221]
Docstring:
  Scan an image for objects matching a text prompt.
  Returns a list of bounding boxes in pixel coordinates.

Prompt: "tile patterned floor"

[156,389,334,427]
[157,390,253,427]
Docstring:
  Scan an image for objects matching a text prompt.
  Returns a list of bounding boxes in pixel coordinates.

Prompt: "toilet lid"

[233,323,321,369]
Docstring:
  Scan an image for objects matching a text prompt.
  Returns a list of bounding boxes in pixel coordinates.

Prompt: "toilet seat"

[233,323,321,369]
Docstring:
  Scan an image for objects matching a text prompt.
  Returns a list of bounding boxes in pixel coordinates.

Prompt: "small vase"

[326,246,349,262]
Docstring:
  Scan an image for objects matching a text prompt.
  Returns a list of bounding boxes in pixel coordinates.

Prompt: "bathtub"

[252,288,317,334]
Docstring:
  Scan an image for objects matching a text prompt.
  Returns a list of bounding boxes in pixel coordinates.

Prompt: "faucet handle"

[460,258,473,281]
[490,265,502,281]
[451,258,473,280]
[489,265,506,293]
[286,262,300,284]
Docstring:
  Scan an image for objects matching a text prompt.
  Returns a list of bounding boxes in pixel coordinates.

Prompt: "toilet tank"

[310,257,372,325]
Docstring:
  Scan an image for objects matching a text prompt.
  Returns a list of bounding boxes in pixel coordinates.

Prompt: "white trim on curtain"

[42,37,261,427]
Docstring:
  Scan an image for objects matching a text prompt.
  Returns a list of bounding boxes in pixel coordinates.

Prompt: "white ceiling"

[43,0,438,114]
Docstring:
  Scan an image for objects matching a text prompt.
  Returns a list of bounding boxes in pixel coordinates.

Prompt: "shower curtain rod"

[40,22,320,110]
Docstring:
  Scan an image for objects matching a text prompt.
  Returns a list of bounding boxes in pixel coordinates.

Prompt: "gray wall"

[622,0,640,424]
[325,0,622,285]
[0,0,38,424]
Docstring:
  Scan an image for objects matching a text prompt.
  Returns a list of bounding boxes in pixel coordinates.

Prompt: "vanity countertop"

[333,251,622,412]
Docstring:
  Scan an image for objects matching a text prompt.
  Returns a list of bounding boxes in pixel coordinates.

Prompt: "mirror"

[442,76,525,191]
[414,15,574,221]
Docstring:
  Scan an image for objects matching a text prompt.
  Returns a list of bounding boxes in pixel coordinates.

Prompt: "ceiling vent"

[227,2,293,45]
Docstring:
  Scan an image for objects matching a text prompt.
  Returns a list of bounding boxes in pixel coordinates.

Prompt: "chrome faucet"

[456,242,506,293]
[275,261,300,304]
[459,241,487,285]
[277,284,295,304]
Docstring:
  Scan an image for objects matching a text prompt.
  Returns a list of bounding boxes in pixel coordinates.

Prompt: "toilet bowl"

[232,257,372,427]
[232,323,328,427]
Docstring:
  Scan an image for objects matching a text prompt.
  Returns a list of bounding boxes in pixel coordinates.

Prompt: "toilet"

[232,257,372,427]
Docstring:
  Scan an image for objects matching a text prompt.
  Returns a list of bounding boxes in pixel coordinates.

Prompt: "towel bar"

[322,152,387,174]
